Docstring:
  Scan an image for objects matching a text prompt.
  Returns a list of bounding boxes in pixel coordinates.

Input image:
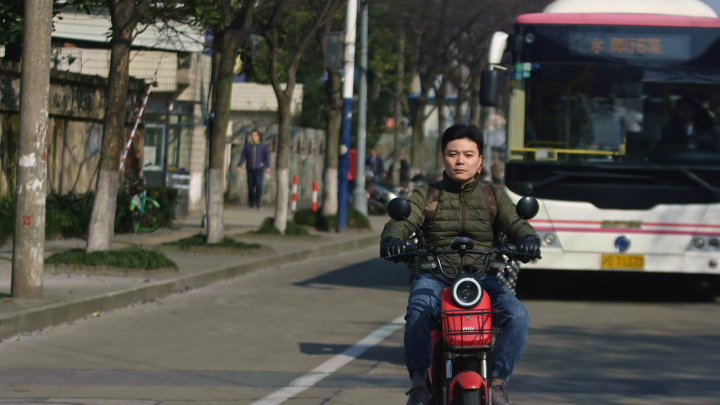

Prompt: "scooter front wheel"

[450,387,485,405]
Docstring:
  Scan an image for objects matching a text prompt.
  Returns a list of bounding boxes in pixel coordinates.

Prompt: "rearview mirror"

[480,68,502,107]
[516,196,539,220]
[387,198,411,221]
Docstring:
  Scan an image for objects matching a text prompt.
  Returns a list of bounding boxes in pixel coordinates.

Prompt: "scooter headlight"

[452,277,483,308]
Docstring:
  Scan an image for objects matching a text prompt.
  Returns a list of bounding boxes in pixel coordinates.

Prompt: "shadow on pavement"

[517,270,720,302]
[293,258,410,292]
[299,341,405,367]
[516,325,720,398]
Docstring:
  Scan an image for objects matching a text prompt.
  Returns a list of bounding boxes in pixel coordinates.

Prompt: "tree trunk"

[11,0,52,299]
[411,93,427,177]
[392,28,405,186]
[87,1,137,252]
[321,68,341,216]
[274,102,292,233]
[435,78,447,172]
[207,28,240,243]
[454,80,467,124]
[469,63,482,127]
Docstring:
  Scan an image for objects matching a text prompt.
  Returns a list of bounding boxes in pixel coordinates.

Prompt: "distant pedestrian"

[348,147,358,200]
[236,130,271,209]
[365,148,385,181]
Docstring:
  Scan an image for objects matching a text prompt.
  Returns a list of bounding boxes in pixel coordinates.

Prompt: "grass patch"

[45,246,178,270]
[251,217,310,236]
[317,208,372,231]
[163,234,262,250]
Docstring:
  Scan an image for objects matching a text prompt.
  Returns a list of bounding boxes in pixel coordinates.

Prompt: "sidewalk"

[0,206,387,340]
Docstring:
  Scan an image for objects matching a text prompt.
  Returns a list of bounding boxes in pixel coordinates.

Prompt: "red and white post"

[291,175,298,212]
[311,181,318,212]
[119,61,162,171]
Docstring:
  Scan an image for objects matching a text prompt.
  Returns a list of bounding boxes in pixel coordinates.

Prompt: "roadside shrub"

[316,213,336,232]
[293,208,317,226]
[347,207,371,229]
[285,220,310,236]
[252,217,310,236]
[252,217,282,235]
[46,246,177,270]
[0,195,13,245]
[315,207,370,231]
[147,186,179,227]
[0,186,180,242]
[163,234,261,250]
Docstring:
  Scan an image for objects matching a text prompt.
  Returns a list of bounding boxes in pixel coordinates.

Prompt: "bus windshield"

[506,23,720,208]
[518,24,720,165]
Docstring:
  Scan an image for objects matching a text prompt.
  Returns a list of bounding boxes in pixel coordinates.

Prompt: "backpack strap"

[423,181,443,221]
[482,183,497,225]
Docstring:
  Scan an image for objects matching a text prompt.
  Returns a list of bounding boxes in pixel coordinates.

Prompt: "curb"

[0,234,378,340]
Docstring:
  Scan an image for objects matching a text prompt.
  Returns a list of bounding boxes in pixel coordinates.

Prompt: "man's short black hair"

[441,124,484,154]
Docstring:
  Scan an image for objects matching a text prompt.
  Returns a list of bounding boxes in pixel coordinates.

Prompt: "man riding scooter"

[380,124,540,405]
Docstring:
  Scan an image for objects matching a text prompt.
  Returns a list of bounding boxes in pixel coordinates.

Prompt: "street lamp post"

[352,1,368,215]
[337,0,357,231]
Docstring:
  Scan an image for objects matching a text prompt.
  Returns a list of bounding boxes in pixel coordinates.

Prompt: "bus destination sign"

[569,33,691,61]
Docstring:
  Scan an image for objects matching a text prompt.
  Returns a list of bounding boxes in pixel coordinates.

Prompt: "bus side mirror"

[481,31,509,107]
[480,68,502,107]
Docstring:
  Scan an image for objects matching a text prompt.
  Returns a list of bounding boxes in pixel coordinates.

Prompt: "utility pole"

[12,0,53,299]
[352,1,368,215]
[337,0,357,231]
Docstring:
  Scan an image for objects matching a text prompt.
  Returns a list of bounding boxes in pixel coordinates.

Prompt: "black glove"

[381,238,406,262]
[517,235,540,263]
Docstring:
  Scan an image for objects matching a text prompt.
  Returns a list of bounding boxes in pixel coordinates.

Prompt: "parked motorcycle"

[366,181,398,215]
[365,170,401,215]
[384,196,540,405]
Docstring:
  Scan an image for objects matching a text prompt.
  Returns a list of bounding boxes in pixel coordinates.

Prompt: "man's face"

[250,131,260,143]
[370,149,377,158]
[443,138,483,185]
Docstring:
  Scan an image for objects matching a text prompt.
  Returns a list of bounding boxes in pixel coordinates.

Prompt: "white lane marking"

[251,314,406,405]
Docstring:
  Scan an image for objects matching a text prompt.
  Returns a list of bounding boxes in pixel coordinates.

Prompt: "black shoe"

[406,385,430,405]
[491,380,512,405]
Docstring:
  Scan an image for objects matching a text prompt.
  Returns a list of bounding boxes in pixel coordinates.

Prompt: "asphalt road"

[0,247,719,405]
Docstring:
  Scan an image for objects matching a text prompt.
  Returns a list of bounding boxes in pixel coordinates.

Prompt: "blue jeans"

[247,169,264,208]
[404,274,529,381]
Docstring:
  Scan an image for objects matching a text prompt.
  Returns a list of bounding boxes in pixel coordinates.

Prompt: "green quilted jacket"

[380,173,539,275]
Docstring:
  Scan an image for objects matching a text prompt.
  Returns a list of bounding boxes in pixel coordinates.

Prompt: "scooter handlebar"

[382,245,541,271]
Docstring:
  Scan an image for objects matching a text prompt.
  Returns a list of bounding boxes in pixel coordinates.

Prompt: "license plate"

[601,254,645,270]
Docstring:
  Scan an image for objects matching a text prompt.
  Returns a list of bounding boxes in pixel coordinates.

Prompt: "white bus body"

[490,0,720,274]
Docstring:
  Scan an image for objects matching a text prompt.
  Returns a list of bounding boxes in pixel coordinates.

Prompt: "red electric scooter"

[385,196,540,405]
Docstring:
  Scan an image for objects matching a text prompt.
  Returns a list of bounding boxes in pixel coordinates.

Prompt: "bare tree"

[205,1,255,243]
[86,0,151,252]
[317,15,343,216]
[258,0,345,233]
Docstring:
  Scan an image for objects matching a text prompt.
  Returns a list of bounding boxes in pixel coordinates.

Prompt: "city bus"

[481,0,720,279]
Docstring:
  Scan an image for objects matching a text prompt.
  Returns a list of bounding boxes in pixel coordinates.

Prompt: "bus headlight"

[709,238,719,250]
[692,238,705,249]
[543,233,556,246]
[452,277,483,308]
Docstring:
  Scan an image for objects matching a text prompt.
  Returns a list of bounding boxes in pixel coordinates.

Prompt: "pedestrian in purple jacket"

[236,130,271,209]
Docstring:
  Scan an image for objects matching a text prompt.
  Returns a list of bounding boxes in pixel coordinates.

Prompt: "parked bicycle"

[126,177,162,233]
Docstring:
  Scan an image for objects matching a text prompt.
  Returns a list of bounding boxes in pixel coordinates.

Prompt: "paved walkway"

[0,206,387,340]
